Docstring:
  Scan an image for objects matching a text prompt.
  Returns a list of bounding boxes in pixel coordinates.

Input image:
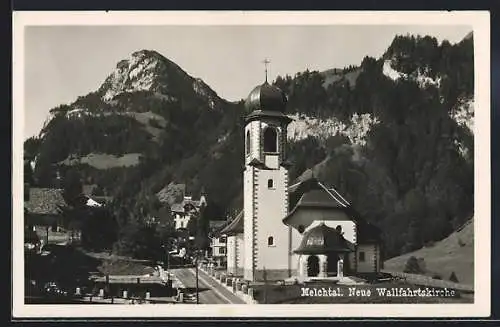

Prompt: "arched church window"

[263,127,278,153]
[246,130,251,155]
[267,179,274,189]
[268,236,274,246]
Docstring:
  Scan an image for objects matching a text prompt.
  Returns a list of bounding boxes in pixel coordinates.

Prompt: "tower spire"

[262,58,270,83]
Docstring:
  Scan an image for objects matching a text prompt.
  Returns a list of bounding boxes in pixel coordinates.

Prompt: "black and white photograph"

[12,11,491,318]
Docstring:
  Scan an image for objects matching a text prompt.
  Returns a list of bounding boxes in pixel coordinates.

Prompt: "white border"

[12,10,491,318]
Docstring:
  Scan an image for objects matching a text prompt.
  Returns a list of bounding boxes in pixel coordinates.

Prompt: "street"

[171,268,246,304]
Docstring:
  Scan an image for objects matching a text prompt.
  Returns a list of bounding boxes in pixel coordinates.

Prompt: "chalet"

[24,187,69,244]
[170,194,207,231]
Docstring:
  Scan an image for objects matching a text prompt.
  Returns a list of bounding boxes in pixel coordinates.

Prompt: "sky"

[23,24,472,139]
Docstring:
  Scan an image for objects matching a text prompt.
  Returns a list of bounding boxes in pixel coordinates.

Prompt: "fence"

[382,270,474,292]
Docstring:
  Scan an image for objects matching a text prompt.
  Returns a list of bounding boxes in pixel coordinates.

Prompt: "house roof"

[170,203,185,213]
[218,211,243,236]
[209,220,228,237]
[24,188,67,215]
[209,220,227,230]
[170,198,202,213]
[294,223,355,254]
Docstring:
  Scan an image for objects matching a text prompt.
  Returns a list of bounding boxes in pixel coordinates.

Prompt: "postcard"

[12,10,490,318]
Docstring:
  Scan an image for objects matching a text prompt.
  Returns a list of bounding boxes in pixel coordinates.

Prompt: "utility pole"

[167,248,170,272]
[195,251,199,304]
[263,266,268,304]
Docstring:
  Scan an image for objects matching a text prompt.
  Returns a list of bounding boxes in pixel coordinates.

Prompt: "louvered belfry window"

[263,127,277,153]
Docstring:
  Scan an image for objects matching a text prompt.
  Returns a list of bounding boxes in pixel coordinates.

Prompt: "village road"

[171,268,246,304]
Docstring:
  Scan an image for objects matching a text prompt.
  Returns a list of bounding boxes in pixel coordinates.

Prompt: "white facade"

[243,118,291,281]
[227,234,245,275]
[356,244,379,273]
[227,235,237,274]
[210,235,227,257]
[174,213,190,230]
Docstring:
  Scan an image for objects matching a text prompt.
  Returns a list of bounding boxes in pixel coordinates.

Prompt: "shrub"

[432,273,442,280]
[449,271,459,283]
[403,256,425,274]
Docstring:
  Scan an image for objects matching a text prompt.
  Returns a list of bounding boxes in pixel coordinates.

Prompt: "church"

[219,77,383,282]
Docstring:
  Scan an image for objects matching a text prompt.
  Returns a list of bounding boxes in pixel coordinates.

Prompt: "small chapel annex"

[218,78,383,283]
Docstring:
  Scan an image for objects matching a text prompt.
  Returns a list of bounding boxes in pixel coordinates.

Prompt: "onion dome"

[294,223,354,254]
[245,81,287,113]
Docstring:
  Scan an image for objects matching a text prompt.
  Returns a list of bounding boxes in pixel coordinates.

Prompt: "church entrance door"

[307,255,319,277]
[327,253,338,276]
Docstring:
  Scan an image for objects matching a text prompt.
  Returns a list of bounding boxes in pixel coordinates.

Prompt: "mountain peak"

[462,31,473,41]
[98,49,223,110]
[99,49,185,102]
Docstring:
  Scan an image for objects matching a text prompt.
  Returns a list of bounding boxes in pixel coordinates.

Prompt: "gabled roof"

[283,177,349,223]
[218,211,243,236]
[170,203,185,213]
[24,188,67,215]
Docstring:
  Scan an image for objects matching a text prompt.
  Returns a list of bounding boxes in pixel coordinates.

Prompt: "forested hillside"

[24,33,474,259]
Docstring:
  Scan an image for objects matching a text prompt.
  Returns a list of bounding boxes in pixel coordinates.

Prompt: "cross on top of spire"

[262,58,271,82]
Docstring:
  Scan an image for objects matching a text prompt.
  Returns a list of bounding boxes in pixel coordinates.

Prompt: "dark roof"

[283,177,349,223]
[245,81,287,113]
[24,188,67,215]
[170,197,203,213]
[218,211,243,236]
[284,177,382,243]
[356,220,383,243]
[209,220,227,231]
[170,203,185,213]
[294,223,355,254]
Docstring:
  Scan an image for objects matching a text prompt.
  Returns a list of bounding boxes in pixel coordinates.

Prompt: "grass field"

[384,218,474,286]
[59,153,142,169]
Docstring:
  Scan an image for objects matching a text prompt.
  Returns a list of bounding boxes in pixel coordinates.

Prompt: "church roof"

[245,81,287,113]
[283,177,349,223]
[356,220,383,243]
[218,211,243,236]
[216,176,382,243]
[294,223,355,254]
[284,177,382,243]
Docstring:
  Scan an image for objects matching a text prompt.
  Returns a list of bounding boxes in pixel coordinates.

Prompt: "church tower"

[243,75,292,281]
